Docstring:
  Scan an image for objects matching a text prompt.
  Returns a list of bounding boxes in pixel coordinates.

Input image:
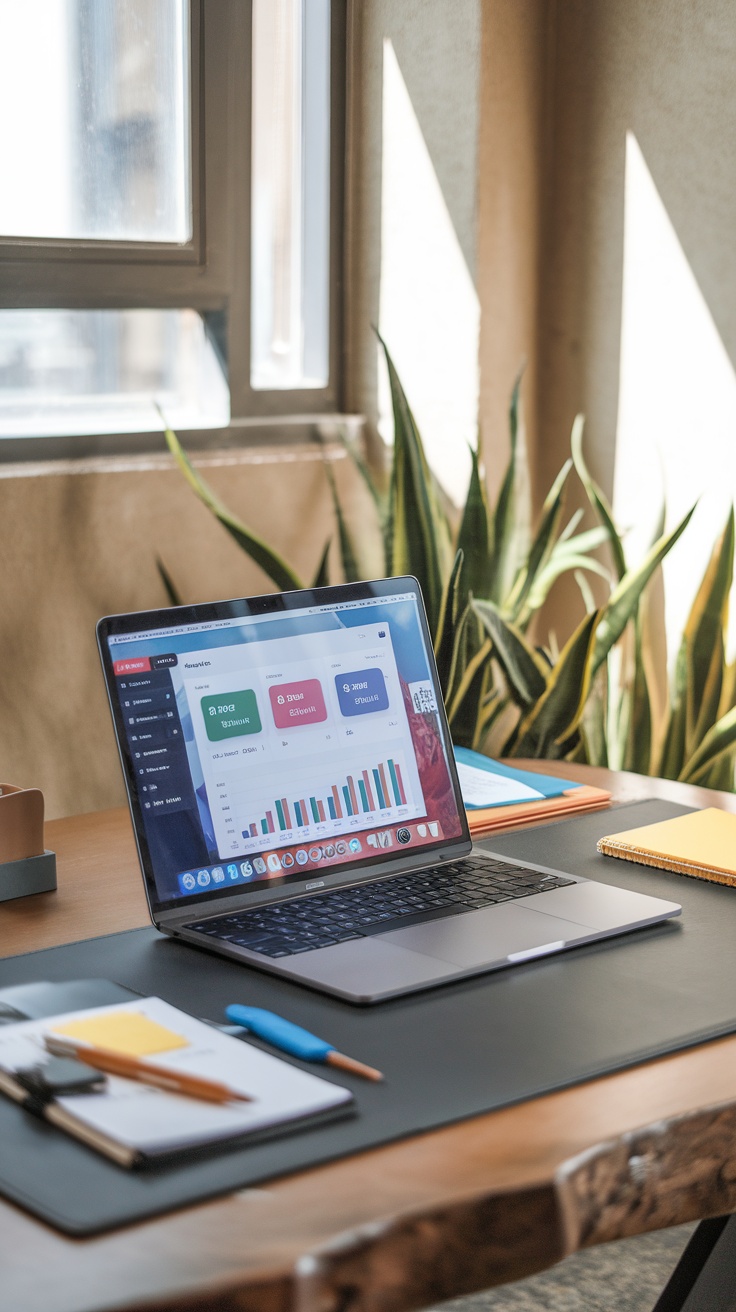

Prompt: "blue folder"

[453,745,582,809]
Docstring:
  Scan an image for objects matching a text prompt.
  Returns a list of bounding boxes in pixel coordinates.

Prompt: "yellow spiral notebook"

[597,808,736,887]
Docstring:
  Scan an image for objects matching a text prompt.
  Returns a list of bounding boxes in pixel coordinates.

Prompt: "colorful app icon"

[253,856,267,875]
[295,849,309,865]
[240,860,253,877]
[181,872,196,890]
[281,851,295,868]
[212,866,225,883]
[227,863,239,880]
[197,869,211,886]
[323,843,336,858]
[335,840,347,855]
[396,827,411,845]
[348,837,362,853]
[266,853,282,873]
[309,846,322,862]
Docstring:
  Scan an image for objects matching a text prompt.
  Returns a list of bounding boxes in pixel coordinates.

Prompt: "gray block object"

[0,850,56,903]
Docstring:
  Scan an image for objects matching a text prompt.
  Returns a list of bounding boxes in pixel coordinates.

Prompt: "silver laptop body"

[98,578,681,1004]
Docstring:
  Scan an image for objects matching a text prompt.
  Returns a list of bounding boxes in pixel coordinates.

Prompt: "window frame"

[0,0,347,461]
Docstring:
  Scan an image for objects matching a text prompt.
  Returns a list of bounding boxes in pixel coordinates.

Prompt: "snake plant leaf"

[691,628,726,760]
[506,459,573,620]
[378,333,450,632]
[311,540,332,589]
[474,687,504,747]
[337,427,388,526]
[472,598,548,708]
[619,619,653,774]
[156,557,184,608]
[434,551,465,695]
[446,638,493,745]
[443,603,470,709]
[720,658,736,717]
[657,641,689,779]
[555,525,612,557]
[679,703,736,785]
[163,422,304,593]
[574,567,598,616]
[591,504,696,677]
[456,445,492,601]
[685,509,734,752]
[701,754,736,791]
[523,539,610,617]
[323,457,361,583]
[337,426,390,576]
[446,633,491,722]
[490,369,532,604]
[571,414,627,582]
[558,507,584,542]
[581,668,609,768]
[512,610,601,758]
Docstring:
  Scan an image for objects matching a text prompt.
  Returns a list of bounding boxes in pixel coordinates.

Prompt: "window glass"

[251,0,330,389]
[0,309,228,436]
[0,0,191,243]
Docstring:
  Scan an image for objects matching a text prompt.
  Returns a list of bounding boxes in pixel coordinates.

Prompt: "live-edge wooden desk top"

[4,765,736,1312]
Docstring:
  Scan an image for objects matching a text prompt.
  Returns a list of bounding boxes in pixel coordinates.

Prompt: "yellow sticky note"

[51,1011,190,1057]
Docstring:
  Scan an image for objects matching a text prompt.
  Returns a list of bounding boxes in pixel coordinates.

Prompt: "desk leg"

[653,1215,736,1311]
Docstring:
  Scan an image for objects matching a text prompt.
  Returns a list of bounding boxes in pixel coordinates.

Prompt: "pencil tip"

[326,1050,384,1082]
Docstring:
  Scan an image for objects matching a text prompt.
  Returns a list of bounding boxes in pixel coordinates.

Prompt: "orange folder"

[467,784,611,839]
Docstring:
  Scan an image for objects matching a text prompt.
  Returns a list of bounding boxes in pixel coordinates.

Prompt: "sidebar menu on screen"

[114,654,208,893]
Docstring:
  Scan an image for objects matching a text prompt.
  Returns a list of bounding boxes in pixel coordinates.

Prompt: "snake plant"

[161,339,736,789]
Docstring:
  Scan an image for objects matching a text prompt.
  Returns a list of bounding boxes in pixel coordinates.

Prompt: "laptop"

[97,577,681,1004]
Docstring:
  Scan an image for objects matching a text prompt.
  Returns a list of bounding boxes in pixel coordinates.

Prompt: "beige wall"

[0,447,371,819]
[345,0,482,498]
[476,0,549,502]
[537,0,736,495]
[530,0,736,646]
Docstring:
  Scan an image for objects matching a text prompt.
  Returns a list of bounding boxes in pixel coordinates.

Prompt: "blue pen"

[225,1005,383,1082]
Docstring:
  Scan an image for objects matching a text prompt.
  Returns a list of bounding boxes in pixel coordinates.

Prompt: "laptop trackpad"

[380,903,593,967]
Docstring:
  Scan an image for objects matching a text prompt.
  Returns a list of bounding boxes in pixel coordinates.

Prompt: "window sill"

[0,413,364,472]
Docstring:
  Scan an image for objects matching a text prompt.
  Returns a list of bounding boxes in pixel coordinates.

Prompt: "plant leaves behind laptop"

[158,342,735,793]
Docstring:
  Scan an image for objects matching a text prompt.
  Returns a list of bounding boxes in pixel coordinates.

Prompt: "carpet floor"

[432,1223,696,1312]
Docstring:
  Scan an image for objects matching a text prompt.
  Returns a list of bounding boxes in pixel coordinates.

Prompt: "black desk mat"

[3,798,736,1236]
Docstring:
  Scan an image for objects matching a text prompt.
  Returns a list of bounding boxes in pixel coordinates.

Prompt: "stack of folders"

[0,997,353,1168]
[455,747,611,839]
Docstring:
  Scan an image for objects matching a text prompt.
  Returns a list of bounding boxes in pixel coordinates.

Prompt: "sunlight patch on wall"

[614,131,736,664]
[378,37,479,506]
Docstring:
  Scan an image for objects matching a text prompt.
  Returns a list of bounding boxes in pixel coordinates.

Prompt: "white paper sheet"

[456,761,545,809]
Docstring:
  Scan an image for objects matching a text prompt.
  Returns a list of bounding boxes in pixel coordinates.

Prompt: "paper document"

[455,761,544,808]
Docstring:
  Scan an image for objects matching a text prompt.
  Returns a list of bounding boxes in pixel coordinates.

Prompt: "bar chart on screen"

[243,754,411,840]
[176,623,428,857]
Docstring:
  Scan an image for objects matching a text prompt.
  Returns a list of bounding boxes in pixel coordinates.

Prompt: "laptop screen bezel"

[97,576,472,917]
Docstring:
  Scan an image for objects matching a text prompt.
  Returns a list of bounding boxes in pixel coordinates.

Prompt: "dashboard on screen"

[99,583,467,910]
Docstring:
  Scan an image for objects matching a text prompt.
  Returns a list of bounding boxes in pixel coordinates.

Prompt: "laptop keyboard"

[183,856,576,958]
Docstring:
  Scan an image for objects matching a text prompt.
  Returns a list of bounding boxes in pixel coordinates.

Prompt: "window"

[0,0,345,459]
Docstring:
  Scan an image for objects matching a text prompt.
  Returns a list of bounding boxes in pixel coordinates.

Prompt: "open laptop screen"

[98,579,468,912]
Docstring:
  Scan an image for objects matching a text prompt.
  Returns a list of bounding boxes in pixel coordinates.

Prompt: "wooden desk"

[3,765,736,1312]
